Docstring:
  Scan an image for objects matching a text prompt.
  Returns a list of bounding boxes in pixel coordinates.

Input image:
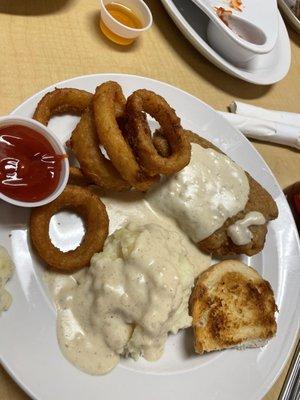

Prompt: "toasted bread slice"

[189,260,277,354]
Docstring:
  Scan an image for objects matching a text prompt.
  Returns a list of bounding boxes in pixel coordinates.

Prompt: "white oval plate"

[0,74,299,400]
[161,0,291,85]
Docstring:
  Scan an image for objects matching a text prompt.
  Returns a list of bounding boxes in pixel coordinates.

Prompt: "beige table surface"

[0,0,299,399]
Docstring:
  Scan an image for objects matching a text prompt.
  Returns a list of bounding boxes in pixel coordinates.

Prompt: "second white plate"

[161,0,291,85]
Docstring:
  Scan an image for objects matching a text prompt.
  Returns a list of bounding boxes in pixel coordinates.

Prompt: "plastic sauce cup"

[0,116,69,208]
[99,0,153,45]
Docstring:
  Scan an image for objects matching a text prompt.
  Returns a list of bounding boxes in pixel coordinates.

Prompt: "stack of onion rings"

[30,185,109,272]
[30,83,194,272]
[33,81,192,192]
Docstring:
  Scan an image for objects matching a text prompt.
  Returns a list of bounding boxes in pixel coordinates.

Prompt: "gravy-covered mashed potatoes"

[0,246,14,314]
[56,223,199,375]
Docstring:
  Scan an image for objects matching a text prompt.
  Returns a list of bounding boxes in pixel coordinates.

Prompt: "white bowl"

[191,0,278,58]
[99,0,152,40]
[207,16,267,67]
[0,116,69,208]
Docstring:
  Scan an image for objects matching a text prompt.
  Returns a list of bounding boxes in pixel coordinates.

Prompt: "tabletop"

[0,0,299,399]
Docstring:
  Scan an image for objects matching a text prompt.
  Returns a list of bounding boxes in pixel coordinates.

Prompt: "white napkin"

[219,112,300,150]
[229,101,300,129]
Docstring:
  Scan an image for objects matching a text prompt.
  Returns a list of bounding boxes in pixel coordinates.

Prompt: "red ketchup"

[0,125,66,203]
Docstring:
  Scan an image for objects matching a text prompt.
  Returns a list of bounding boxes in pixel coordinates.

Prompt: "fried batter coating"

[153,130,278,256]
[125,89,191,176]
[199,174,277,256]
[93,81,158,191]
[30,185,109,272]
[70,108,130,191]
[33,88,93,125]
[68,167,91,187]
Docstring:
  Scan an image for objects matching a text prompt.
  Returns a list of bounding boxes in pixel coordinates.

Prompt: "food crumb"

[214,7,232,25]
[230,0,243,11]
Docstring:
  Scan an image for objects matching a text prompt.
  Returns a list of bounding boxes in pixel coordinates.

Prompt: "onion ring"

[33,88,92,126]
[70,108,130,191]
[125,89,191,176]
[153,129,219,157]
[93,81,158,191]
[30,185,109,272]
[68,166,91,187]
[152,129,171,157]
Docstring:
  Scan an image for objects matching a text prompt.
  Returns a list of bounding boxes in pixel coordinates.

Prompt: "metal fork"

[279,338,300,400]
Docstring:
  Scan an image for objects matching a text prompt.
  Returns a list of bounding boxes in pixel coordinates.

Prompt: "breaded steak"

[153,130,278,257]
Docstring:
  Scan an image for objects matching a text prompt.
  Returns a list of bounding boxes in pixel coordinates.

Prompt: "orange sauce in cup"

[100,2,143,45]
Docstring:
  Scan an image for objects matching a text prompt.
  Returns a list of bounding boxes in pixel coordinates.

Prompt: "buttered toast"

[189,260,277,354]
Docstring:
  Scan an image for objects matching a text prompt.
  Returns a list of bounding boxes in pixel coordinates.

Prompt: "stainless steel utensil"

[279,338,300,400]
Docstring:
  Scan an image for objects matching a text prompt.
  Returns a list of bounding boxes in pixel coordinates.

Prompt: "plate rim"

[1,72,299,400]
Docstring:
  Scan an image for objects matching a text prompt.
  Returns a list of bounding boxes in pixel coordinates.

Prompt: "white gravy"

[147,144,250,243]
[227,211,266,245]
[45,194,211,375]
[0,246,14,314]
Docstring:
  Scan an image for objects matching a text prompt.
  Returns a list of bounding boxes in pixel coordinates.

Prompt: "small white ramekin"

[207,16,268,67]
[99,0,152,40]
[0,116,69,208]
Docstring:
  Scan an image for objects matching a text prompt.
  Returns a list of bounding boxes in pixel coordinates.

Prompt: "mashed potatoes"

[56,223,197,374]
[0,246,14,314]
